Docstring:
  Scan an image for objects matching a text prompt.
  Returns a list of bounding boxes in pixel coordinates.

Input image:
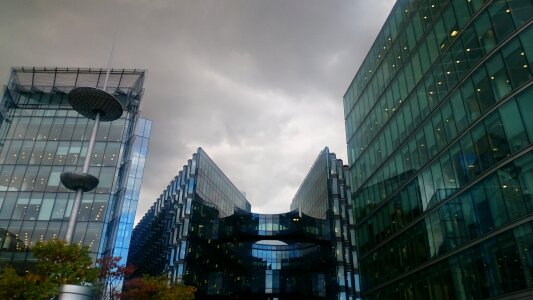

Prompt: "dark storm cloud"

[0,0,395,222]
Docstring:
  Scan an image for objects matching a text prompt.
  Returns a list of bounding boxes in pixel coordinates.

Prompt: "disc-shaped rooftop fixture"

[68,87,123,121]
[60,171,99,192]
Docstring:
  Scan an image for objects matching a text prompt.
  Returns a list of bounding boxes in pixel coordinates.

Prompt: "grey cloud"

[0,0,396,222]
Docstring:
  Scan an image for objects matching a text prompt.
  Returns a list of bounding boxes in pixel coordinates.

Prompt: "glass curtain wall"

[0,67,149,269]
[344,0,532,298]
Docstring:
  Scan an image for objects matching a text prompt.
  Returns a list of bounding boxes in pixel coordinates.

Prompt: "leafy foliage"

[33,239,98,286]
[0,266,55,300]
[0,240,196,299]
[0,239,97,300]
[122,275,196,300]
[96,256,135,299]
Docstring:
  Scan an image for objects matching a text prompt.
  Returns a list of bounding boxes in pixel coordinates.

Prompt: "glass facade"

[290,147,359,300]
[343,0,532,299]
[0,67,150,270]
[129,147,360,299]
[128,147,252,284]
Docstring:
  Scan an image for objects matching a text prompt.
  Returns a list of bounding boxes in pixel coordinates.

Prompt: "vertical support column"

[64,112,101,244]
[60,86,123,245]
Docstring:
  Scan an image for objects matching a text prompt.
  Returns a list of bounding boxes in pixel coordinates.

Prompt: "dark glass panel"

[432,110,447,151]
[441,101,457,141]
[474,12,497,54]
[451,0,472,28]
[434,19,448,50]
[433,64,448,102]
[471,124,493,171]
[508,0,533,27]
[443,53,460,88]
[424,121,438,158]
[471,183,494,233]
[488,0,516,42]
[460,133,481,180]
[483,111,511,162]
[513,223,533,289]
[450,91,468,133]
[450,40,469,77]
[513,153,533,213]
[516,88,533,141]
[428,211,444,257]
[520,26,533,67]
[499,100,528,152]
[461,79,482,123]
[483,174,509,227]
[486,53,513,100]
[502,38,532,88]
[496,230,527,293]
[416,130,429,165]
[472,66,496,113]
[419,41,431,75]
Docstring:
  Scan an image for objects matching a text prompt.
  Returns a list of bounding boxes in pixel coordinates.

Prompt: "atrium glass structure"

[129,147,360,299]
[343,0,533,299]
[0,67,151,269]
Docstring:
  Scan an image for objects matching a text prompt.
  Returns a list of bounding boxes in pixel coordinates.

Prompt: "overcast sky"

[0,0,395,223]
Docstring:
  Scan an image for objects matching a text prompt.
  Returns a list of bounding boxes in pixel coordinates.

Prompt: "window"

[461,80,481,123]
[471,124,493,171]
[472,67,495,113]
[474,13,497,54]
[486,53,512,100]
[483,174,509,227]
[499,101,527,152]
[488,1,515,42]
[38,196,54,220]
[502,39,531,89]
[516,88,533,141]
[483,111,510,162]
[450,91,468,132]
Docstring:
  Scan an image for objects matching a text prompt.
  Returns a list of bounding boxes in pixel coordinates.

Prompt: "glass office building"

[0,67,151,269]
[290,147,359,300]
[343,0,532,299]
[129,147,360,299]
[128,147,252,282]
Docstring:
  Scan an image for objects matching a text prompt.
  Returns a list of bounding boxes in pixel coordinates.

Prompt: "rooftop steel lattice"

[10,67,145,95]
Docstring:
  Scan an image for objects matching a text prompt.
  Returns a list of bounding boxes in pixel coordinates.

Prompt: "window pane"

[461,79,481,123]
[472,67,495,113]
[483,111,510,163]
[516,88,533,141]
[488,1,515,42]
[37,197,54,221]
[450,91,468,132]
[502,39,531,89]
[499,100,528,152]
[484,174,509,227]
[486,53,512,100]
[474,12,497,54]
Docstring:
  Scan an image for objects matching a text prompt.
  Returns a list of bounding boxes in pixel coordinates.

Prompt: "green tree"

[0,266,54,300]
[0,240,196,300]
[0,239,98,300]
[32,239,97,286]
